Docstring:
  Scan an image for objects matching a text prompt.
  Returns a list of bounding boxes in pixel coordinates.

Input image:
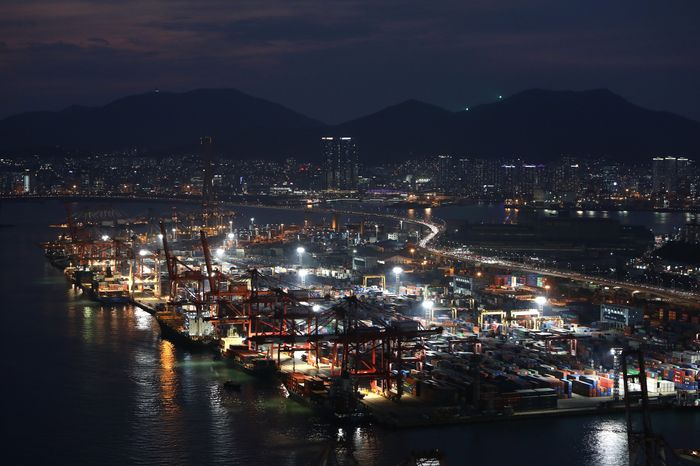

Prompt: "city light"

[392,266,403,294]
[12,3,700,457]
[297,246,305,266]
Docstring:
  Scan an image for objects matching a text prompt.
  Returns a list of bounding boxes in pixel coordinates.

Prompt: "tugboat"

[676,449,700,464]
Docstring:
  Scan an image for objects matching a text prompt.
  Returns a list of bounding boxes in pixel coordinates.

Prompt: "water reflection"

[81,305,95,343]
[134,308,151,331]
[585,419,627,465]
[159,340,179,413]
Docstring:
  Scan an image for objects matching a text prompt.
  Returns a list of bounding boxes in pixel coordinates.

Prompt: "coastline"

[3,194,699,215]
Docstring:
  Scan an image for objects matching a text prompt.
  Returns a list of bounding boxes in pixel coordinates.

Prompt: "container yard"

[41,202,700,431]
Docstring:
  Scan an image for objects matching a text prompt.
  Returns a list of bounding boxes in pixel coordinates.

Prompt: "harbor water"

[3,199,698,466]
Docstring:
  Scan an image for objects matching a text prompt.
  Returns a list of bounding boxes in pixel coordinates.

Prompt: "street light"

[422,300,434,321]
[534,296,547,306]
[611,347,623,401]
[296,246,305,266]
[392,266,403,294]
[139,249,149,257]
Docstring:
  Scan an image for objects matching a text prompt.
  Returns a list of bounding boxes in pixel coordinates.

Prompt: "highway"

[402,214,700,308]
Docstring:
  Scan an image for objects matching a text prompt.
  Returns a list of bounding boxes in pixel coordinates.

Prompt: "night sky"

[1,0,699,122]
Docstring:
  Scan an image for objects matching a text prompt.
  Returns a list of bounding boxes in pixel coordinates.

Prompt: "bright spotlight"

[392,266,403,275]
[216,248,225,257]
[312,304,321,312]
[296,246,305,254]
[101,235,109,241]
[139,249,149,257]
[534,296,547,306]
[422,300,434,309]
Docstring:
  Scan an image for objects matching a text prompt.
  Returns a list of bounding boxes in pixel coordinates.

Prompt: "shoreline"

[3,194,699,216]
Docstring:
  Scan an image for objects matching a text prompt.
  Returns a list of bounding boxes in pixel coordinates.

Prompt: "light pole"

[297,246,305,266]
[422,300,434,322]
[534,295,547,310]
[392,266,403,295]
[138,249,160,298]
[611,347,623,401]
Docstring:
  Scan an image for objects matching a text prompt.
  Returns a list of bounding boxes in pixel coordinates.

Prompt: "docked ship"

[154,303,219,351]
[282,371,371,422]
[41,241,73,269]
[220,338,277,377]
[63,267,131,303]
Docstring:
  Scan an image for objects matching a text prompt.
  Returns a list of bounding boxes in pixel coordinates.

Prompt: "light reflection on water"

[432,204,695,235]
[585,419,628,466]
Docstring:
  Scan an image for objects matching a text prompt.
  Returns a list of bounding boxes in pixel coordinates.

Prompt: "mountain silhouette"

[1,88,698,161]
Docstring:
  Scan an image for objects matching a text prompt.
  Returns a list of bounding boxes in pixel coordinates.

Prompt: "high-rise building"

[322,136,358,190]
[436,155,455,192]
[652,156,690,194]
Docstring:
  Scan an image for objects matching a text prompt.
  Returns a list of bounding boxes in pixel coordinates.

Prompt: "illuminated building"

[322,136,358,190]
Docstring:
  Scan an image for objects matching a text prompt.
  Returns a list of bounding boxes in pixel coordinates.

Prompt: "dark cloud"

[0,0,698,122]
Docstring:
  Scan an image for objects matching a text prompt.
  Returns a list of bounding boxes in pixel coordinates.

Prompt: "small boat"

[223,381,241,391]
[676,449,700,464]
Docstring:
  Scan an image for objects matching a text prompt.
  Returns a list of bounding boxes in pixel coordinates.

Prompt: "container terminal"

[41,201,700,460]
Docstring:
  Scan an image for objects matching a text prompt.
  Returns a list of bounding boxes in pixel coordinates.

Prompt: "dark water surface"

[3,199,698,465]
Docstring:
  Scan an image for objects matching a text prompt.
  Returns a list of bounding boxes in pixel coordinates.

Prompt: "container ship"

[282,371,371,422]
[154,303,219,351]
[220,340,277,376]
[63,267,131,303]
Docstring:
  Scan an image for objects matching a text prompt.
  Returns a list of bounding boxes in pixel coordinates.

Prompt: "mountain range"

[1,88,698,162]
